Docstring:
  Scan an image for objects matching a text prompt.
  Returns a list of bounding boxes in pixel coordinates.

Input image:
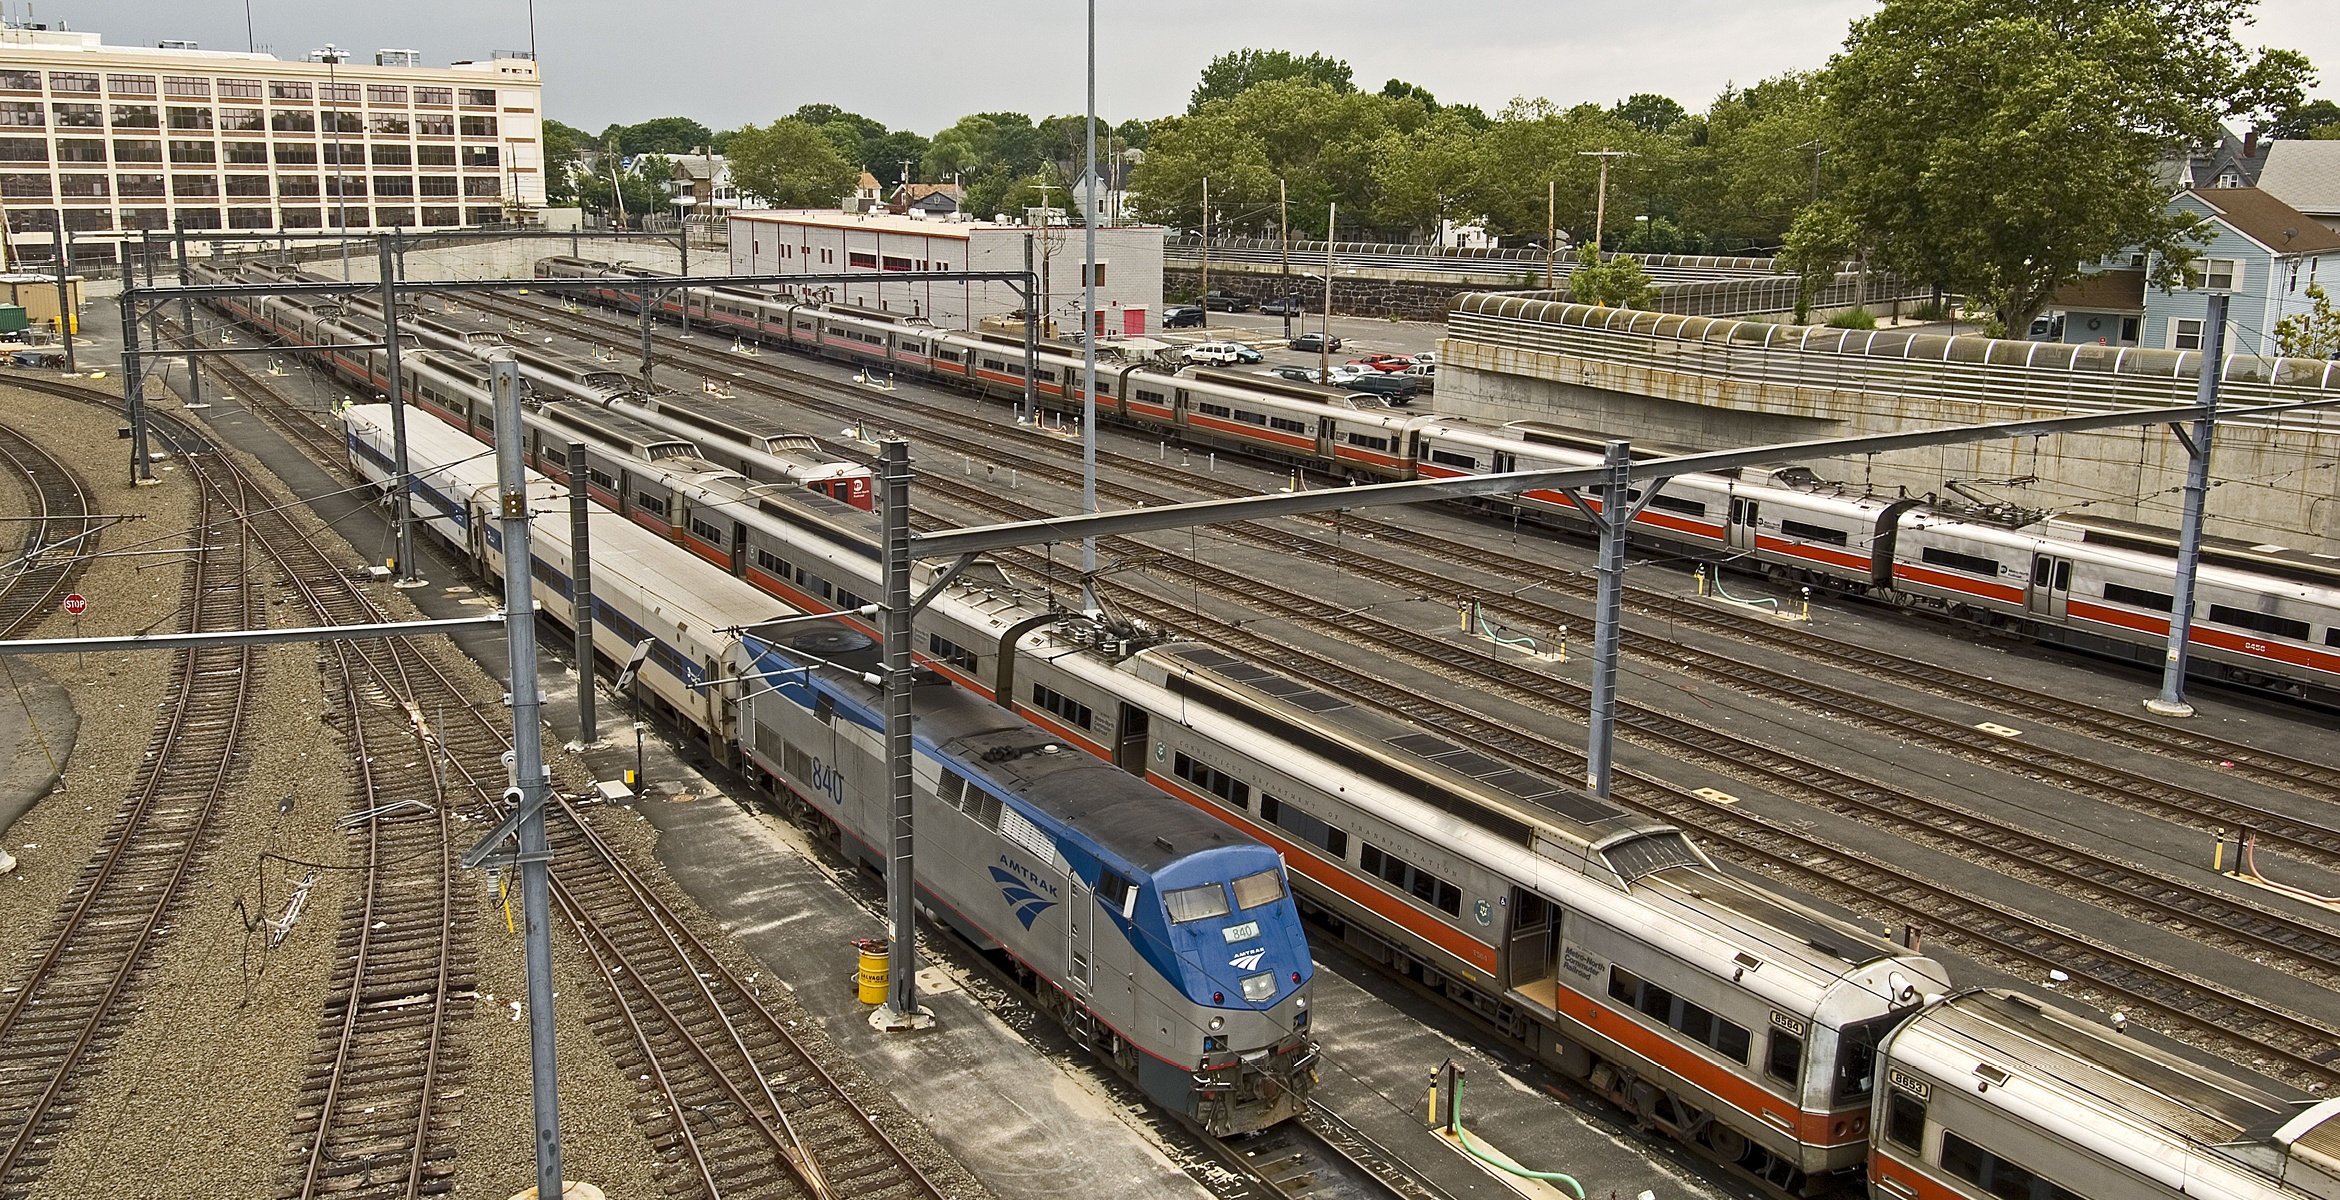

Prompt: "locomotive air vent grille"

[998,807,1057,864]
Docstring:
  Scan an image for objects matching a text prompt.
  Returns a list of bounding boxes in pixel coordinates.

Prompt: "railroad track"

[135,350,961,1200]
[0,422,97,638]
[485,292,2340,811]
[0,420,262,1196]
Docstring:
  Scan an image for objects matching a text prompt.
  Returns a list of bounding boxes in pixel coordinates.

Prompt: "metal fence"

[1448,293,2340,430]
[1168,236,1786,284]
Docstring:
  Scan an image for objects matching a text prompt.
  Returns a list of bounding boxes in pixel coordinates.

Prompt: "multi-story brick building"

[0,23,543,263]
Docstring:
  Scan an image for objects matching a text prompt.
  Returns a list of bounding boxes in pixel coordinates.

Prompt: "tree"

[2267,99,2340,139]
[542,118,588,205]
[1189,48,1353,112]
[1778,202,1860,321]
[1132,78,1426,236]
[1369,110,1482,239]
[2276,282,2340,357]
[1682,73,1834,247]
[1824,0,2315,335]
[1460,97,1671,244]
[572,153,668,226]
[727,118,860,208]
[1567,243,1657,307]
[1380,78,1439,109]
[1612,93,1688,133]
[615,116,712,156]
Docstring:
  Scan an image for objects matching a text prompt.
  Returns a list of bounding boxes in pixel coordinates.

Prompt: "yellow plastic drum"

[855,938,889,1005]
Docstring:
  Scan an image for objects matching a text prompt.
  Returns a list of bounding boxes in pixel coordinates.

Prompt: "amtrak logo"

[989,867,1058,930]
[1228,947,1267,971]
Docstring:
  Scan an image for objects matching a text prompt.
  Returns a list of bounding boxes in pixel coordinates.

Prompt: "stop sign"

[62,594,85,615]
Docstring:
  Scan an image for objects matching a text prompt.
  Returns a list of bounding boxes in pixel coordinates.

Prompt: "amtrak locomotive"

[532,254,2340,704]
[342,404,1317,1136]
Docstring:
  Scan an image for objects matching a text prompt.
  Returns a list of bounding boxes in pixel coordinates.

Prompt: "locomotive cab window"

[1231,869,1286,910]
[1832,1013,1909,1105]
[1165,883,1231,924]
[1765,1029,1803,1085]
[1884,1090,1926,1153]
[1096,869,1138,918]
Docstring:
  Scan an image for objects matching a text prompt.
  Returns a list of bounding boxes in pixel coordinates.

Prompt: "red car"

[1346,354,1414,373]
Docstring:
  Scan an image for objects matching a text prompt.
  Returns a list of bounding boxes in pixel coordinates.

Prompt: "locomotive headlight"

[1209,1016,1225,1032]
[1241,972,1277,1003]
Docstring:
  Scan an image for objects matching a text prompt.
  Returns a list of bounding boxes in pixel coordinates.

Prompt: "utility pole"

[378,237,422,586]
[1545,180,1556,290]
[1579,149,1630,251]
[569,440,597,742]
[117,255,153,484]
[1199,175,1209,330]
[52,218,73,373]
[1279,178,1293,340]
[2148,291,2228,718]
[319,44,350,282]
[173,226,203,410]
[1021,233,1037,422]
[1320,202,1335,382]
[1801,140,1827,202]
[874,437,932,1032]
[1080,0,1100,612]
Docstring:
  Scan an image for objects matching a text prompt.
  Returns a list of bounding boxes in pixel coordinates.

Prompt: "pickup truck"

[1201,290,1254,312]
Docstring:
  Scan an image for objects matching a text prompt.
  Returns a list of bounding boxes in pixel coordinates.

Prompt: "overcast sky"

[38,0,2340,135]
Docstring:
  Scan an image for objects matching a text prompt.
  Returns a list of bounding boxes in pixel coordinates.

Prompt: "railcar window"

[1344,432,1391,452]
[2103,582,2173,611]
[1259,795,1348,858]
[1779,519,1850,546]
[837,589,866,610]
[1031,683,1094,730]
[755,548,792,577]
[1095,869,1138,917]
[1231,869,1286,910]
[1198,402,1233,418]
[1427,449,1478,469]
[1234,409,1268,426]
[1268,416,1308,434]
[1645,493,1708,517]
[1136,388,1168,405]
[1920,546,2000,577]
[634,494,668,518]
[927,634,978,670]
[1884,1091,1926,1153]
[586,468,616,491]
[937,769,966,810]
[1940,1132,2083,1200]
[2329,628,2340,648]
[2207,603,2311,642]
[1165,883,1231,924]
[1766,1031,1803,1085]
[1360,844,1462,915]
[1607,967,1754,1063]
[1608,966,1641,1002]
[688,518,723,545]
[1173,751,1251,808]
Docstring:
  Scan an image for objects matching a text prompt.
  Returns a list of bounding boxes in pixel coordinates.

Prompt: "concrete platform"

[0,653,73,848]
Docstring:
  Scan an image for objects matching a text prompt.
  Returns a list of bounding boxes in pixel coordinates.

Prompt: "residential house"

[2144,188,2340,356]
[669,153,752,217]
[2046,268,2146,346]
[889,182,963,216]
[2254,140,2340,235]
[842,171,882,213]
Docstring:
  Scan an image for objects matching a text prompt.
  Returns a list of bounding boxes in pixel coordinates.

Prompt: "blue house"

[2142,188,2340,357]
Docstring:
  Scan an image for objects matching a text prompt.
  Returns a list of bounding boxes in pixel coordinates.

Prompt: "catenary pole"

[1583,440,1631,796]
[1279,178,1292,340]
[1546,180,1555,289]
[53,218,73,373]
[876,437,930,1030]
[569,439,598,742]
[173,228,204,410]
[1081,0,1099,611]
[378,237,421,586]
[1320,203,1335,382]
[2148,291,2228,718]
[489,357,565,1197]
[118,255,152,484]
[1022,233,1037,423]
[1199,174,1209,330]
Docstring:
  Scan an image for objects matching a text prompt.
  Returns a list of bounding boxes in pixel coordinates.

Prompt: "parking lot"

[1153,309,1447,381]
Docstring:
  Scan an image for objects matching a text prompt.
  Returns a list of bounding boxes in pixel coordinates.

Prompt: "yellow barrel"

[855,938,889,1004]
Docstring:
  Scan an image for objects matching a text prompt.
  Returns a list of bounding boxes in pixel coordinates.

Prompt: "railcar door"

[1728,496,1760,553]
[1316,416,1337,461]
[1503,888,1561,1012]
[2027,553,2074,617]
[730,521,748,576]
[1114,704,1150,776]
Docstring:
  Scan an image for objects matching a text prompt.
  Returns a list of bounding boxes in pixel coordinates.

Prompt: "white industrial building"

[727,208,1166,337]
[0,22,544,263]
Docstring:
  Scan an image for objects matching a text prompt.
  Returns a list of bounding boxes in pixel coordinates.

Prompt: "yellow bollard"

[855,938,890,1004]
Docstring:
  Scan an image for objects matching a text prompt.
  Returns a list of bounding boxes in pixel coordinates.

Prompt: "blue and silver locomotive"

[737,624,1319,1136]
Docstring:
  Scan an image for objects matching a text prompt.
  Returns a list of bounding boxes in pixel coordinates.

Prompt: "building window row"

[0,75,493,108]
[5,203,481,233]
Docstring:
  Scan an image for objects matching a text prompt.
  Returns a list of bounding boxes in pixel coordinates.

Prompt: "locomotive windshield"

[1833,1010,1917,1106]
[1231,869,1286,910]
[1166,883,1232,924]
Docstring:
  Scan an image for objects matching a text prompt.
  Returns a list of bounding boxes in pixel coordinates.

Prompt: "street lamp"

[314,44,351,281]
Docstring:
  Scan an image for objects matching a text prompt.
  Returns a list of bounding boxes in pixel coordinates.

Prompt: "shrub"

[1826,307,1877,329]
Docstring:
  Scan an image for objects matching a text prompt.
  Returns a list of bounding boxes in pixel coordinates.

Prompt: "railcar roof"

[1917,990,2299,1146]
[1151,644,1637,845]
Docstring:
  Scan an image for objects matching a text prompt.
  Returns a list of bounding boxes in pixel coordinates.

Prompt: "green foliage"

[1611,93,1688,133]
[571,153,669,225]
[726,118,860,208]
[1825,307,1877,329]
[1460,97,1672,245]
[1618,215,1692,255]
[542,118,588,205]
[612,116,712,156]
[1380,78,1439,109]
[1778,202,1857,321]
[2268,99,2340,139]
[1823,0,2315,335]
[1133,78,1416,234]
[2276,282,2340,358]
[1567,243,1658,308]
[1906,298,1952,321]
[1682,72,1833,247]
[1190,49,1354,112]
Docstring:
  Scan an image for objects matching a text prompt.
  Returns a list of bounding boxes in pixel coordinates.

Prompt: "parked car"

[1271,365,1321,384]
[1202,290,1254,312]
[1163,305,1206,328]
[1325,364,1372,385]
[1402,362,1436,391]
[1412,350,1436,365]
[1181,340,1264,366]
[1288,332,1343,352]
[1259,294,1308,316]
[1344,371,1424,403]
[1347,354,1413,373]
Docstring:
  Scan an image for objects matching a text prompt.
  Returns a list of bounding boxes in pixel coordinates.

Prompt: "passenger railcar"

[342,403,1320,1135]
[535,254,2340,701]
[1870,989,2340,1200]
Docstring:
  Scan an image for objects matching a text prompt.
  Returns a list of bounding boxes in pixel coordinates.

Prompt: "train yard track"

[484,292,2340,812]
[0,417,262,1196]
[0,422,97,638]
[125,350,964,1200]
